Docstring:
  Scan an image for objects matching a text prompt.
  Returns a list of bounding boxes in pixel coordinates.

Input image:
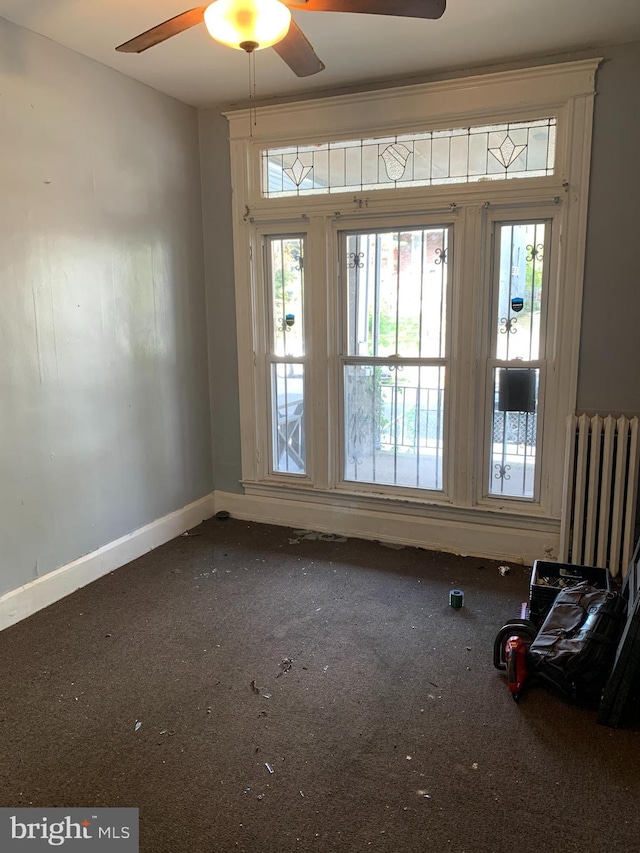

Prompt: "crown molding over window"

[224,59,601,141]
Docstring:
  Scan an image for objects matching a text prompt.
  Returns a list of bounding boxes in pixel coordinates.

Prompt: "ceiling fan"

[116,0,447,78]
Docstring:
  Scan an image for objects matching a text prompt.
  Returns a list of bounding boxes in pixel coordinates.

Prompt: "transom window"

[262,118,556,198]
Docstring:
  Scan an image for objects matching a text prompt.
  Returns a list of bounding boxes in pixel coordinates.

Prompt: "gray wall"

[198,110,242,493]
[578,41,640,414]
[0,18,213,596]
[200,39,640,494]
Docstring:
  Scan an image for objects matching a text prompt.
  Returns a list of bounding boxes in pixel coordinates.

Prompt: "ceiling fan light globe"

[204,0,292,51]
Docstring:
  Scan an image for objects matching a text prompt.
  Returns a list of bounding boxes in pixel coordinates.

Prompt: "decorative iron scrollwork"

[387,354,404,373]
[499,317,518,335]
[494,463,511,481]
[435,247,447,265]
[347,252,365,269]
[290,247,302,272]
[526,244,544,262]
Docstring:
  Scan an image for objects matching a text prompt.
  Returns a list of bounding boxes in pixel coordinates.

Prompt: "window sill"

[241,478,560,534]
[229,479,559,564]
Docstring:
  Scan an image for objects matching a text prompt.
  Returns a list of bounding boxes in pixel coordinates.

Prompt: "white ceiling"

[2,0,640,108]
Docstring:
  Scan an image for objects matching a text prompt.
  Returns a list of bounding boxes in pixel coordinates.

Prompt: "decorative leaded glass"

[262,118,556,198]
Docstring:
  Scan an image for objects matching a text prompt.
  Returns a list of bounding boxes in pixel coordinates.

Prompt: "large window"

[225,61,599,561]
[258,212,555,506]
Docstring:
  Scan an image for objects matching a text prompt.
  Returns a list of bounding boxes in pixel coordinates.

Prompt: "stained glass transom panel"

[262,119,556,198]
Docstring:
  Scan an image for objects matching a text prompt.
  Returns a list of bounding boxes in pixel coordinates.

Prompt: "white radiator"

[560,414,640,578]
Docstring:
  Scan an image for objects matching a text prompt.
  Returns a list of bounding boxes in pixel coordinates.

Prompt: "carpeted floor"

[1,517,639,853]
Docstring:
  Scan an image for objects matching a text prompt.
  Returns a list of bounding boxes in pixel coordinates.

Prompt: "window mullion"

[306,216,331,489]
[252,234,271,481]
[448,205,482,508]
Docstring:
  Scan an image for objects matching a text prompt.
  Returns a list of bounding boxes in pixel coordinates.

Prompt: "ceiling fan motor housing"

[204,0,292,51]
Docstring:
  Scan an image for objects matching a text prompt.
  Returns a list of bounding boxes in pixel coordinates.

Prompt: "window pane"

[489,367,538,498]
[346,228,448,359]
[262,118,556,197]
[344,364,444,490]
[269,237,304,357]
[271,363,305,474]
[495,223,545,361]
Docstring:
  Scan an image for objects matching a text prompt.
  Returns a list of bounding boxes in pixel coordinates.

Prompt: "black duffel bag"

[527,582,627,702]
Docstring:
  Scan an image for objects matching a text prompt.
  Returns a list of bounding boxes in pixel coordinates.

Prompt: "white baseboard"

[1,487,556,633]
[214,489,559,566]
[0,493,215,633]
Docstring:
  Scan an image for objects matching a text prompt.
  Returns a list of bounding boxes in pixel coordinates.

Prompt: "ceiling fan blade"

[116,7,208,53]
[286,0,446,19]
[273,21,325,77]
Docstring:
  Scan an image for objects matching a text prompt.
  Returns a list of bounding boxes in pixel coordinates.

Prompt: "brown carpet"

[1,517,639,853]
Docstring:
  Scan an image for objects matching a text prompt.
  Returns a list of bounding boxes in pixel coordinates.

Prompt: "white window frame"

[261,231,310,479]
[223,59,601,563]
[334,215,455,500]
[477,207,560,511]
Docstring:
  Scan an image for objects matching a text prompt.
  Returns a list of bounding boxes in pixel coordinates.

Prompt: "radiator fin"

[560,413,640,578]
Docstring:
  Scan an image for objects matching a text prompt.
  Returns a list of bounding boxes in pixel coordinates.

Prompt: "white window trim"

[476,205,559,511]
[332,212,455,500]
[223,59,601,562]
